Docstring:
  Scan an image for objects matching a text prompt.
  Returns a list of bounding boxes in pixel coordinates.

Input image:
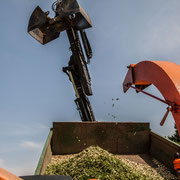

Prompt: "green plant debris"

[44,146,170,180]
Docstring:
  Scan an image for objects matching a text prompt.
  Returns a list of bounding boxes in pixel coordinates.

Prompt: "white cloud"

[0,122,50,136]
[145,23,180,54]
[0,158,4,166]
[20,141,42,149]
[37,123,49,130]
[1,164,36,177]
[135,3,180,58]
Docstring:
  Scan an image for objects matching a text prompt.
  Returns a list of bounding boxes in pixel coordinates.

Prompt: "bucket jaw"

[28,0,92,44]
[28,6,62,45]
[55,0,92,29]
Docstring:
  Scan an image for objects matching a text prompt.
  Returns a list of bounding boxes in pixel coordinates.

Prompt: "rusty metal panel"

[123,64,135,93]
[51,122,150,155]
[56,0,80,18]
[28,6,60,44]
[150,132,180,173]
[56,0,92,29]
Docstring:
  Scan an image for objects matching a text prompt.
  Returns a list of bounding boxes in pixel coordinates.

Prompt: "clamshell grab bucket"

[56,0,92,30]
[28,6,60,45]
[28,0,92,44]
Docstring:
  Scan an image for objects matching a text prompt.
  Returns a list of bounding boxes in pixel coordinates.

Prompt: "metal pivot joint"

[128,84,179,126]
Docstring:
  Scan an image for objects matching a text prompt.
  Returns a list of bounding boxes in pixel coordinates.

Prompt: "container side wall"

[35,129,53,175]
[150,131,180,173]
[52,122,150,155]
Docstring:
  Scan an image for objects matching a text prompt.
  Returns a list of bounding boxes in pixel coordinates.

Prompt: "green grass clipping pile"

[44,146,155,180]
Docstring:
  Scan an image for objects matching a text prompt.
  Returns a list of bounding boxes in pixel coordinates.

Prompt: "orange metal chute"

[123,61,180,135]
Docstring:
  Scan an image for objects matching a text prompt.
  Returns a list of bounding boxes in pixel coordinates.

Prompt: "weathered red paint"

[123,61,180,135]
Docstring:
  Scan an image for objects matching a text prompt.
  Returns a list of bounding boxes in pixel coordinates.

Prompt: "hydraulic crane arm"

[63,27,95,121]
[27,0,96,122]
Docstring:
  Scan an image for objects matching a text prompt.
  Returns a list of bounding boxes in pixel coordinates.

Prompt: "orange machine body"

[0,168,22,180]
[123,61,180,135]
[174,158,180,170]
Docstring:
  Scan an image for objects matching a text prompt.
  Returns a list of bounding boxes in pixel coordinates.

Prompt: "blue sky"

[0,0,180,176]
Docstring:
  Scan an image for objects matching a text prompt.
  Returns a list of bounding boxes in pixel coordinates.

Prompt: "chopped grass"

[45,146,153,180]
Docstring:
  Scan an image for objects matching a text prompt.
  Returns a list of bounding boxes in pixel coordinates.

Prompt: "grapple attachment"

[28,6,60,45]
[56,0,92,29]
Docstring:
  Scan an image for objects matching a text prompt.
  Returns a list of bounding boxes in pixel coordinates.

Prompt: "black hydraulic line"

[80,30,93,62]
[65,27,95,121]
